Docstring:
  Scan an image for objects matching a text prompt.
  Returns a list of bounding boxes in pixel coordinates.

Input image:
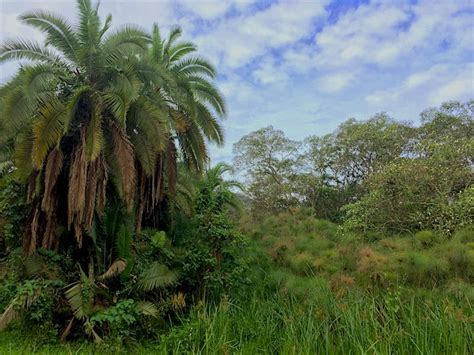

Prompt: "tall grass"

[158,286,473,354]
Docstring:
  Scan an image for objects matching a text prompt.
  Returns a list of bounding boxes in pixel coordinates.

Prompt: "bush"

[415,230,441,248]
[402,252,450,287]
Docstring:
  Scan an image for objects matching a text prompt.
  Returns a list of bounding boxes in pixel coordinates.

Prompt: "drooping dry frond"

[0,302,18,331]
[42,215,58,250]
[68,131,88,246]
[41,147,63,216]
[98,259,127,280]
[83,176,97,232]
[109,121,136,209]
[95,154,108,215]
[23,202,41,256]
[0,287,41,330]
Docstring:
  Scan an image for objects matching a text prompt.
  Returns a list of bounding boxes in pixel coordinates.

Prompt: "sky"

[1,0,473,164]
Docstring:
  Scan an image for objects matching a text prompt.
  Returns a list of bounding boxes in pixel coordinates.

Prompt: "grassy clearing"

[1,211,473,354]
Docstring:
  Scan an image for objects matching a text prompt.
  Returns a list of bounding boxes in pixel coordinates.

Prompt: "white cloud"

[195,0,329,68]
[177,1,234,20]
[314,0,473,69]
[317,71,356,93]
[252,58,289,85]
[365,63,474,107]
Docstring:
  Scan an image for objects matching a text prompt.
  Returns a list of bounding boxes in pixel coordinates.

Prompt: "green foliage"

[233,126,302,213]
[415,230,441,248]
[90,299,139,338]
[0,175,27,249]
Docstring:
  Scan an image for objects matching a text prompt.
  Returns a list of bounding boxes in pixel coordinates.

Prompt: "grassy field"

[1,211,473,354]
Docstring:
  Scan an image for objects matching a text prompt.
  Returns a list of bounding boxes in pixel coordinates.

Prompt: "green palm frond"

[0,86,37,136]
[85,94,104,161]
[137,262,177,291]
[171,56,216,78]
[164,26,182,56]
[0,39,65,64]
[195,102,225,145]
[177,119,209,173]
[188,76,226,117]
[127,99,168,174]
[151,23,164,62]
[20,10,79,61]
[99,14,112,40]
[13,130,34,180]
[103,25,151,54]
[103,67,141,124]
[32,99,68,168]
[21,63,66,97]
[168,42,197,63]
[64,267,96,320]
[77,0,100,47]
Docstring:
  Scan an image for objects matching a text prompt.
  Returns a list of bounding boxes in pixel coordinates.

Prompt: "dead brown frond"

[95,154,108,215]
[110,121,136,210]
[83,161,99,231]
[41,148,63,217]
[98,259,127,280]
[23,203,41,256]
[68,129,88,247]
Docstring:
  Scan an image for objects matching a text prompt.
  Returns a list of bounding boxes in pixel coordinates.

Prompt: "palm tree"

[133,24,226,229]
[0,0,169,256]
[0,0,226,258]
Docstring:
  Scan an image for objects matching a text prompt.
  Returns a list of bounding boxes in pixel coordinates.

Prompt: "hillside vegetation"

[0,0,472,353]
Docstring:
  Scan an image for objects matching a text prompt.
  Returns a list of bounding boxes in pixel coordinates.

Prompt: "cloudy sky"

[1,0,473,163]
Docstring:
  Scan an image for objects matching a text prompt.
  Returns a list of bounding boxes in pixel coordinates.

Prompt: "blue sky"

[1,0,473,164]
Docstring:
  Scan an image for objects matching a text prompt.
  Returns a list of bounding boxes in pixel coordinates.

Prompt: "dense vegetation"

[0,1,473,353]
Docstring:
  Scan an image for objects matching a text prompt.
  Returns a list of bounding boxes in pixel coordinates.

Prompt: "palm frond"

[20,10,79,61]
[98,258,127,280]
[171,56,216,78]
[0,39,65,64]
[103,25,150,54]
[164,26,182,56]
[168,42,196,63]
[64,267,95,320]
[0,302,18,331]
[136,301,160,318]
[85,94,104,161]
[188,76,226,117]
[137,262,177,291]
[195,102,224,145]
[13,130,34,180]
[108,122,136,209]
[151,23,164,62]
[32,99,67,168]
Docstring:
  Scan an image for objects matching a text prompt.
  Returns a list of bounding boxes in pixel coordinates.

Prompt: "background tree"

[233,126,301,213]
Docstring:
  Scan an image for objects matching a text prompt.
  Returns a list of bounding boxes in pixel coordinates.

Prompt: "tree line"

[233,100,473,234]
